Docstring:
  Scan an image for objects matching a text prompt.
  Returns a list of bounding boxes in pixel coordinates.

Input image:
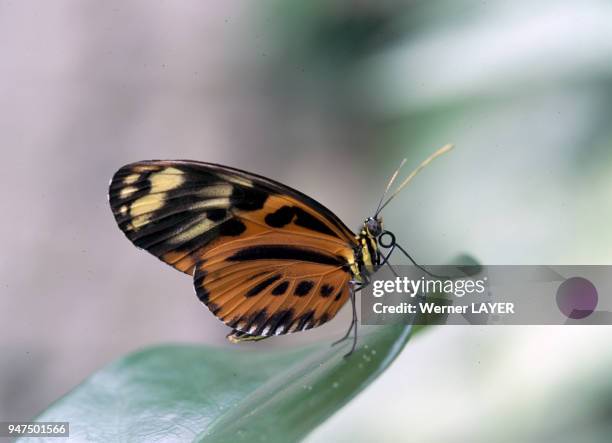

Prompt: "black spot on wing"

[265,205,294,228]
[294,280,314,297]
[246,274,282,297]
[334,289,343,301]
[228,245,345,267]
[261,205,337,237]
[207,208,227,222]
[320,284,334,298]
[231,186,268,211]
[293,207,336,237]
[218,218,246,236]
[271,281,289,296]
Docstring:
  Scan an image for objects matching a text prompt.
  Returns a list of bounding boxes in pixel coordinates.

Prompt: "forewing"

[108,160,357,275]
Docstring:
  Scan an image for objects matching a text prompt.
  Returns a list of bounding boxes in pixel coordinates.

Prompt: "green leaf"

[32,325,412,443]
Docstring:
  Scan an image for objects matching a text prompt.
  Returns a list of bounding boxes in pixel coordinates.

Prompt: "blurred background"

[2,0,612,441]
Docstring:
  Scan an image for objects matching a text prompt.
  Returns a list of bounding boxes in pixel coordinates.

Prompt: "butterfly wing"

[109,160,358,335]
[109,160,357,274]
[194,231,352,336]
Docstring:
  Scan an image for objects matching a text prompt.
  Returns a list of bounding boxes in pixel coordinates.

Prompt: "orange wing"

[194,231,352,336]
[109,160,358,336]
[109,161,357,274]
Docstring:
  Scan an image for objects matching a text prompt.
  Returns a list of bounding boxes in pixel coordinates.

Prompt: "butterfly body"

[109,160,383,343]
[357,218,383,277]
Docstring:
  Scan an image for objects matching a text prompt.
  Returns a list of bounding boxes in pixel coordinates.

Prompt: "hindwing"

[194,232,352,336]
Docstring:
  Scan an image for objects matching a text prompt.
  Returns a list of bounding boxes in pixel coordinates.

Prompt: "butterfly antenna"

[375,144,454,216]
[373,158,407,216]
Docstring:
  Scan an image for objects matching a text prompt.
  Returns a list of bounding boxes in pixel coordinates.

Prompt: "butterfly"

[108,145,453,355]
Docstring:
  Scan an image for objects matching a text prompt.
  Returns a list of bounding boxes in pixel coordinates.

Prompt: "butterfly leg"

[332,289,355,346]
[331,282,360,346]
[332,281,367,357]
[345,285,359,357]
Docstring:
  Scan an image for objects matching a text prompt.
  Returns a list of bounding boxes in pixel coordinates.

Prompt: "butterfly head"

[364,216,383,238]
